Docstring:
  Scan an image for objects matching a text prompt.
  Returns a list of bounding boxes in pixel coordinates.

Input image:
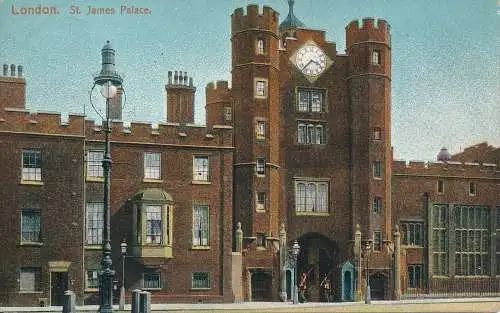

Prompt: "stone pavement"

[1,298,499,313]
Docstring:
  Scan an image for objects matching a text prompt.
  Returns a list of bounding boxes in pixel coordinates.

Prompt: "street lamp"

[364,241,371,304]
[291,240,300,304]
[92,40,124,313]
[119,239,127,310]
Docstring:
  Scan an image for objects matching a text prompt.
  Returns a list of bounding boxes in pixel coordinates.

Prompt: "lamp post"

[92,40,123,313]
[291,240,300,304]
[119,239,127,310]
[364,241,371,304]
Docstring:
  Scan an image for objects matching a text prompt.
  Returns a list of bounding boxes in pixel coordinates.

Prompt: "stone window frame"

[19,267,42,293]
[297,121,326,145]
[296,88,327,113]
[20,208,41,244]
[373,160,382,179]
[255,38,266,55]
[256,191,267,212]
[192,204,210,248]
[373,197,382,215]
[254,78,268,99]
[86,202,104,245]
[86,150,104,179]
[142,269,162,290]
[401,221,424,246]
[21,149,42,183]
[85,269,99,291]
[256,158,266,176]
[407,264,423,289]
[294,179,329,214]
[372,50,381,65]
[192,155,210,183]
[143,151,162,181]
[191,272,211,290]
[373,230,382,251]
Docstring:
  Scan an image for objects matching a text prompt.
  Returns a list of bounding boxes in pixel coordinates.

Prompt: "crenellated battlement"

[206,80,231,104]
[231,4,279,34]
[0,108,232,147]
[346,18,390,48]
[392,159,499,178]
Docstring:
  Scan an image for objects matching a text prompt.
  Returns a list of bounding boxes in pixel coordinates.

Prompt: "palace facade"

[0,1,498,306]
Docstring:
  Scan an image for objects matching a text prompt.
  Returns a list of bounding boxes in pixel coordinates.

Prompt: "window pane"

[21,210,40,242]
[87,150,104,177]
[315,125,324,144]
[144,152,161,179]
[22,150,42,181]
[298,124,306,144]
[146,205,162,244]
[306,183,316,212]
[192,272,210,289]
[86,270,99,289]
[193,156,209,181]
[20,268,40,292]
[298,91,309,111]
[317,183,328,212]
[193,205,209,246]
[296,183,306,212]
[143,272,161,289]
[310,91,322,112]
[86,203,103,244]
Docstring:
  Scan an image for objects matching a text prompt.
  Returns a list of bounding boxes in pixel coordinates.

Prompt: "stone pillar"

[139,291,151,313]
[62,290,76,313]
[235,222,243,252]
[131,289,141,313]
[279,222,287,302]
[354,224,362,301]
[393,225,401,300]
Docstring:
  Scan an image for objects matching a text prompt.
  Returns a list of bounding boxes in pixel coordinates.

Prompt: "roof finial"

[288,0,295,14]
[280,0,305,31]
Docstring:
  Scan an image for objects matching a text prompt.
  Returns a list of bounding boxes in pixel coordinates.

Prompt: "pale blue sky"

[0,0,499,161]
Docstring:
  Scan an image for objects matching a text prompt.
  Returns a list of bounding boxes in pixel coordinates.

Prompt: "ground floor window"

[86,269,99,289]
[19,267,41,292]
[143,270,161,290]
[191,272,210,289]
[407,265,422,288]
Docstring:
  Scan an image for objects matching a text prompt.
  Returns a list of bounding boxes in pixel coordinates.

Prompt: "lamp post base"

[279,291,287,302]
[293,286,299,304]
[364,285,371,304]
[119,286,125,310]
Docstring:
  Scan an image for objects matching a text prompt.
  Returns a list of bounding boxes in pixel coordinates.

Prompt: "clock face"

[295,45,327,77]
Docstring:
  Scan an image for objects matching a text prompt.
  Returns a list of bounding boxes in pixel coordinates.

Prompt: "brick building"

[0,0,499,306]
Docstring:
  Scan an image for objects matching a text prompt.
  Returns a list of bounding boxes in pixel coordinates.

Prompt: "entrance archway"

[295,233,337,302]
[251,271,272,301]
[370,272,388,300]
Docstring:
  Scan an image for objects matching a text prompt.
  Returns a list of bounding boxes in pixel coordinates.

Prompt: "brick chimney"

[0,64,26,110]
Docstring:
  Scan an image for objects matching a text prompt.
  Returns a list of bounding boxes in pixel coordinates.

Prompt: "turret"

[165,70,196,124]
[0,63,26,110]
[205,80,231,128]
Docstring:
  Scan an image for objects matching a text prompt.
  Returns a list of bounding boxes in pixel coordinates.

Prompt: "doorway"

[50,272,68,306]
[370,273,388,300]
[251,271,272,301]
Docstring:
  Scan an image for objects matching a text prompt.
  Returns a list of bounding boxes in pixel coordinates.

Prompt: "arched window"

[256,39,265,55]
[315,125,324,144]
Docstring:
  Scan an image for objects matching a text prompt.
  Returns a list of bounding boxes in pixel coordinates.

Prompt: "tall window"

[224,106,232,121]
[254,79,268,98]
[193,205,209,247]
[373,160,382,178]
[407,265,422,289]
[454,205,489,276]
[256,158,265,175]
[469,182,476,196]
[298,123,325,145]
[22,150,42,181]
[295,181,328,213]
[373,197,382,215]
[373,127,382,140]
[193,156,209,182]
[256,121,266,139]
[144,152,161,180]
[192,272,210,289]
[256,192,266,211]
[373,231,382,251]
[146,205,162,244]
[143,270,161,290]
[21,209,41,243]
[401,221,423,246]
[437,180,444,194]
[256,38,265,55]
[432,204,448,276]
[19,267,41,292]
[86,270,99,289]
[87,150,104,178]
[297,89,325,112]
[86,203,103,245]
[372,50,380,65]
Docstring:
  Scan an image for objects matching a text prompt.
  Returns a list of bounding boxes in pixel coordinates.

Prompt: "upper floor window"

[256,38,265,55]
[401,221,423,246]
[143,269,161,290]
[437,180,444,194]
[256,192,266,211]
[297,89,325,112]
[22,150,42,181]
[191,272,210,289]
[193,156,210,182]
[469,182,476,196]
[372,50,381,65]
[86,269,99,289]
[373,127,382,140]
[144,152,161,180]
[146,205,162,244]
[21,209,41,243]
[373,231,382,251]
[224,106,232,121]
[298,123,325,145]
[256,158,266,176]
[256,120,266,139]
[193,205,209,247]
[373,197,382,215]
[19,267,41,292]
[87,150,104,178]
[257,232,267,248]
[86,202,103,245]
[295,181,328,213]
[254,78,268,99]
[373,160,382,178]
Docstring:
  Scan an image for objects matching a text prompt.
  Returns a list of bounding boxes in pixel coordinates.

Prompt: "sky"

[0,0,499,161]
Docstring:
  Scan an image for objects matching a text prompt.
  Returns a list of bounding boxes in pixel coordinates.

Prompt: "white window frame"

[224,106,232,121]
[146,205,162,244]
[256,192,266,211]
[256,38,265,55]
[21,209,41,243]
[373,127,382,140]
[256,158,266,176]
[372,50,380,65]
[87,150,104,178]
[19,267,41,292]
[86,203,103,245]
[22,150,42,181]
[401,221,424,246]
[191,272,210,289]
[297,88,326,113]
[144,152,161,180]
[373,197,382,215]
[193,205,209,247]
[298,122,325,145]
[143,270,161,290]
[85,269,99,290]
[254,78,268,99]
[256,120,266,139]
[295,180,329,213]
[193,155,210,182]
[373,160,382,178]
